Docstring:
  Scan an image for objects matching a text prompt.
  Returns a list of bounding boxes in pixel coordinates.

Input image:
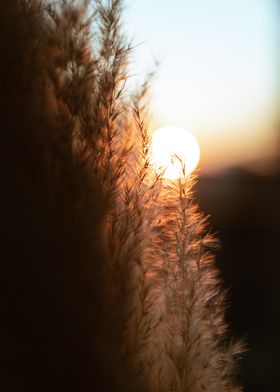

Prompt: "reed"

[0,1,244,391]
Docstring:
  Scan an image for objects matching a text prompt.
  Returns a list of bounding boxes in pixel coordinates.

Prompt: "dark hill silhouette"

[198,167,280,392]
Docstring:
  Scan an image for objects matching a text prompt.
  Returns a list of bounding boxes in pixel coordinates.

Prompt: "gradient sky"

[124,0,280,173]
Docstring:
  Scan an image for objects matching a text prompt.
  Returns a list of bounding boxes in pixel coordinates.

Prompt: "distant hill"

[197,168,280,392]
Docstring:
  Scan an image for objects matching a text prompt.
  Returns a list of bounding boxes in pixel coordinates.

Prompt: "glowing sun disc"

[150,126,200,179]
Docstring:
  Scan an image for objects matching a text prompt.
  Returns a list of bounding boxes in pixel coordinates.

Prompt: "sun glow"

[150,126,200,179]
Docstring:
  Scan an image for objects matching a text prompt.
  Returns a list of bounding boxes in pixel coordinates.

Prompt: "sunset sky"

[124,0,280,174]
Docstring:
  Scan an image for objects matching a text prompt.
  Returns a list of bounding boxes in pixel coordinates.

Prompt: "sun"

[150,126,200,179]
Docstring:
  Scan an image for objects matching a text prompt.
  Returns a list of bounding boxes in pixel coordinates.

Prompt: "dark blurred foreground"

[0,1,138,391]
[198,167,280,392]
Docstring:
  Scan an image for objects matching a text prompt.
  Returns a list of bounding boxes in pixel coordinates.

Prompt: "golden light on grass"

[150,126,200,179]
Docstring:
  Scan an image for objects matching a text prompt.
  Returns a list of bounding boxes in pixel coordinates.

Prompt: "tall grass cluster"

[0,0,243,391]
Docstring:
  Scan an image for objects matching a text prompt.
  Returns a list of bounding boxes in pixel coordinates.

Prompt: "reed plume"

[0,0,243,391]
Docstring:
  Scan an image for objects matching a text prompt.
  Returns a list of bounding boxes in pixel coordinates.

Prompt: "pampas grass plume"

[0,1,244,391]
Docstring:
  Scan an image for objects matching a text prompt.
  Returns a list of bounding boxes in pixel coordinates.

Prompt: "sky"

[124,0,280,174]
